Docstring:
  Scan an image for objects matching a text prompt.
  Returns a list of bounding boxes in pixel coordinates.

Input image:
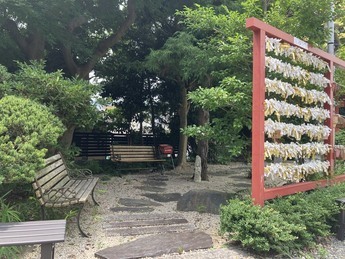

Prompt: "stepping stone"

[147,175,169,181]
[106,223,195,236]
[109,207,154,213]
[104,213,187,222]
[95,231,213,259]
[142,193,182,202]
[118,198,162,207]
[177,189,235,214]
[104,213,195,236]
[135,186,166,192]
[143,180,167,187]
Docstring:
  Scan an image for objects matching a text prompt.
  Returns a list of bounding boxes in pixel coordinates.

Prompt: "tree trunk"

[176,85,189,168]
[196,108,210,181]
[60,125,76,149]
[148,78,157,146]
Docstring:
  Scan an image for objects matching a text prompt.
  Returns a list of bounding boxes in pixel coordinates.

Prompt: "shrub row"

[220,183,345,255]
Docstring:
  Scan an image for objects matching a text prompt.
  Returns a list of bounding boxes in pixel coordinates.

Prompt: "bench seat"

[32,153,99,237]
[0,219,66,259]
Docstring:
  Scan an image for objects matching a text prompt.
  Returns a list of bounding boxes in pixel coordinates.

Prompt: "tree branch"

[68,16,88,32]
[82,0,137,73]
[2,18,28,54]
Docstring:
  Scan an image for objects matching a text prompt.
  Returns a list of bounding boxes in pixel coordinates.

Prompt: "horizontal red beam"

[246,17,345,68]
[263,174,345,200]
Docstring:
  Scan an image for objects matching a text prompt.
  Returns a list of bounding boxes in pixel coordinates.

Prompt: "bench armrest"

[67,168,93,179]
[111,154,121,161]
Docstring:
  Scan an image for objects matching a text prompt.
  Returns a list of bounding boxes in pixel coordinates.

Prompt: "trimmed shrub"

[0,95,65,184]
[220,183,345,255]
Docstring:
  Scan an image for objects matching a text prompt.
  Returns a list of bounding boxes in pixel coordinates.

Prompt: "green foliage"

[0,95,65,184]
[184,77,252,158]
[335,129,345,145]
[0,62,101,130]
[265,0,334,47]
[0,192,21,259]
[220,198,301,254]
[220,184,345,255]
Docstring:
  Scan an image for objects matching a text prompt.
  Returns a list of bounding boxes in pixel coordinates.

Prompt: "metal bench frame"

[32,153,99,237]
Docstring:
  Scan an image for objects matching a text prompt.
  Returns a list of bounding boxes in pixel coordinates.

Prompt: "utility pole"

[327,1,335,55]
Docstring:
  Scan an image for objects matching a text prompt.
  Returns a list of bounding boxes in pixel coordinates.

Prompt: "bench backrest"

[32,153,70,205]
[110,145,158,161]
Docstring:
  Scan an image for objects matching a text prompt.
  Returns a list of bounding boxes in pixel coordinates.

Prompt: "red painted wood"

[325,63,335,172]
[264,175,345,200]
[251,28,266,206]
[246,17,345,206]
[246,17,345,68]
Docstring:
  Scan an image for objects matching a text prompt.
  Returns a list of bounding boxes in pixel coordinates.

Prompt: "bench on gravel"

[32,153,99,237]
[0,219,66,259]
[110,145,166,170]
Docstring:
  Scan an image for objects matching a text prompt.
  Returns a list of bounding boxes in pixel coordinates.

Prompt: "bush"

[0,95,65,184]
[220,183,345,255]
[220,198,304,254]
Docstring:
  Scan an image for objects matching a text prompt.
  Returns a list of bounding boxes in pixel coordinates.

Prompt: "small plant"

[65,209,78,221]
[0,192,21,258]
[177,246,184,254]
[196,204,207,214]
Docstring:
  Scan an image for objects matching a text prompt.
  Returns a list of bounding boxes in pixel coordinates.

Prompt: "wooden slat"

[32,153,99,209]
[110,145,164,163]
[77,178,99,202]
[0,220,66,246]
[36,159,64,179]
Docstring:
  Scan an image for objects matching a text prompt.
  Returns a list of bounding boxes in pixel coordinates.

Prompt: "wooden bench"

[32,153,99,237]
[110,145,166,170]
[0,219,66,259]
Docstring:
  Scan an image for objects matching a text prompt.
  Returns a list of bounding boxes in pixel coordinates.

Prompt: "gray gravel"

[21,164,345,259]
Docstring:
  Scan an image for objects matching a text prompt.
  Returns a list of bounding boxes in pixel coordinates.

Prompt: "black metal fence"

[72,132,175,160]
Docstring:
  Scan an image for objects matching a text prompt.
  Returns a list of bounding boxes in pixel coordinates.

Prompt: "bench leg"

[91,185,100,206]
[41,206,46,220]
[337,208,345,241]
[41,243,54,259]
[170,156,175,170]
[77,204,89,237]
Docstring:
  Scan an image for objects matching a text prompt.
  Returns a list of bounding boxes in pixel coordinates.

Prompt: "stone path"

[104,213,195,236]
[97,171,236,258]
[95,231,213,259]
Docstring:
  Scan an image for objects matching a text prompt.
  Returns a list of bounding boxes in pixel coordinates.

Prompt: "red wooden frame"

[246,17,345,206]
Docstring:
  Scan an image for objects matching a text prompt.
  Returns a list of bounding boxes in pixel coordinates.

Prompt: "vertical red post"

[325,61,335,173]
[251,28,266,206]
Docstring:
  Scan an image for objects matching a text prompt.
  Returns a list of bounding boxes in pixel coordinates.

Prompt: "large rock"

[177,189,234,214]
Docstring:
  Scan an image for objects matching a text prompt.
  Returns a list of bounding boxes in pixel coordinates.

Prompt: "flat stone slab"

[104,213,194,236]
[106,223,195,236]
[95,231,213,259]
[118,198,162,207]
[135,186,166,192]
[147,175,169,181]
[142,193,182,202]
[143,180,167,187]
[109,207,154,213]
[177,189,235,214]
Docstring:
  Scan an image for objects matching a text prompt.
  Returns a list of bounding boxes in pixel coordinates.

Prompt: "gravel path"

[21,164,345,259]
